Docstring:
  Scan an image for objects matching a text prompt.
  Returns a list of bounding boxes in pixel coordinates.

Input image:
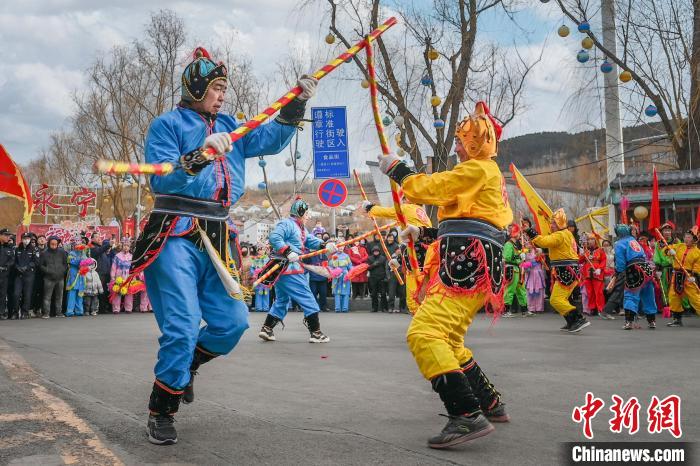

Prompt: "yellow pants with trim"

[668,280,700,315]
[406,288,485,380]
[550,281,577,316]
[405,272,419,315]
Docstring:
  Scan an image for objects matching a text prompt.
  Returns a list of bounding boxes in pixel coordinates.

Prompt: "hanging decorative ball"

[433,119,445,128]
[298,121,305,127]
[645,104,658,117]
[557,25,570,37]
[325,33,336,44]
[394,115,405,127]
[578,21,590,32]
[258,182,267,190]
[431,95,442,107]
[428,48,439,60]
[382,116,392,126]
[576,49,590,63]
[619,70,632,83]
[262,199,271,209]
[285,158,293,167]
[395,134,402,143]
[600,61,613,73]
[361,79,370,89]
[633,206,649,220]
[295,150,302,159]
[581,37,594,49]
[236,111,245,120]
[397,148,405,156]
[258,159,267,168]
[420,75,432,86]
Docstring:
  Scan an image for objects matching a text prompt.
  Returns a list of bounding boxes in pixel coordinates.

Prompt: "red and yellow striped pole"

[364,34,420,280]
[95,160,174,176]
[353,169,403,285]
[96,17,398,176]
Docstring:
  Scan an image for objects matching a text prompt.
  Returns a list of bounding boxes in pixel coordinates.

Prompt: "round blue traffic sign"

[318,179,348,208]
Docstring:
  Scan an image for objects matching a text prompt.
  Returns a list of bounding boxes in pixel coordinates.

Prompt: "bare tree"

[553,0,698,169]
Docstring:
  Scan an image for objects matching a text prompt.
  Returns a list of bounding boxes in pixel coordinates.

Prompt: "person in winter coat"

[347,243,368,299]
[90,238,112,314]
[0,228,15,320]
[12,233,39,319]
[110,246,134,313]
[65,243,89,317]
[38,236,68,318]
[366,245,388,312]
[329,248,352,312]
[82,258,104,316]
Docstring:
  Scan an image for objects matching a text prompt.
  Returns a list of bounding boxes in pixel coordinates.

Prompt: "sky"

[0,0,642,186]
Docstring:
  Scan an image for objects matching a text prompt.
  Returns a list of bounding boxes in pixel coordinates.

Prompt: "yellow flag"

[576,205,611,241]
[509,163,553,235]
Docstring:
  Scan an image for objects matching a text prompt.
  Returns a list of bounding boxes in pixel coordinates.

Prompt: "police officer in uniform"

[0,228,14,320]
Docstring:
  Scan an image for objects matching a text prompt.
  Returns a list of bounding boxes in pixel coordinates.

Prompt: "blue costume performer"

[132,47,317,445]
[252,254,271,312]
[614,224,657,330]
[65,244,88,317]
[258,199,336,343]
[330,249,352,312]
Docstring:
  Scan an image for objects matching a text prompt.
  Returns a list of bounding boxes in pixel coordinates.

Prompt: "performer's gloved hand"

[519,253,526,261]
[388,258,400,270]
[594,269,602,276]
[297,74,318,100]
[362,200,374,213]
[203,132,233,158]
[287,251,300,262]
[324,242,338,254]
[399,225,420,244]
[688,276,696,284]
[377,153,401,175]
[668,248,677,256]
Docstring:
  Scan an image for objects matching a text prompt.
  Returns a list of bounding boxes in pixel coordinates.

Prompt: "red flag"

[648,167,661,233]
[0,144,33,225]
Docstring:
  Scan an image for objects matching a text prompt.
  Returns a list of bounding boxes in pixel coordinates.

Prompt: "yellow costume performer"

[525,209,590,332]
[362,201,432,314]
[379,101,511,449]
[665,229,700,327]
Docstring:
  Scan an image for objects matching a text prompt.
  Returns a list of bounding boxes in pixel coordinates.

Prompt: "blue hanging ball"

[382,116,392,126]
[578,21,590,32]
[420,75,432,86]
[258,159,267,168]
[645,104,658,117]
[295,151,302,160]
[258,182,267,190]
[600,61,613,73]
[433,119,445,129]
[576,49,590,63]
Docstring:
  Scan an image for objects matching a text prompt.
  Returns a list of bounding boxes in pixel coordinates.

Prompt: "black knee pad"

[303,312,321,333]
[431,371,481,416]
[263,314,281,329]
[461,358,501,410]
[191,345,218,371]
[646,313,656,323]
[149,380,182,416]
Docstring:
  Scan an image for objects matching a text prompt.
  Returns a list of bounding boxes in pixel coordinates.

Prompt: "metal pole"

[331,208,336,237]
[602,0,625,189]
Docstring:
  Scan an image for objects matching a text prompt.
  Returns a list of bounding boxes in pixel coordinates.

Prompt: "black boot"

[462,359,509,422]
[667,313,683,327]
[428,371,494,449]
[559,312,574,331]
[304,312,330,343]
[258,314,281,341]
[147,380,182,445]
[623,310,635,330]
[646,313,656,330]
[502,304,515,318]
[183,346,218,405]
[567,309,590,333]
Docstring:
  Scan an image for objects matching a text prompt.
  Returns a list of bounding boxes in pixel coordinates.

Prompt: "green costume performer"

[503,233,529,317]
[653,223,689,310]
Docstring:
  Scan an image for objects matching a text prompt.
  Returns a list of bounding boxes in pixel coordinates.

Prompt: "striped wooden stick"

[299,221,398,260]
[353,169,403,284]
[95,160,174,176]
[364,35,420,279]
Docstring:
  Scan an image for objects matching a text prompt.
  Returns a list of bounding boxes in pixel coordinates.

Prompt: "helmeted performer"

[133,47,317,445]
[664,229,700,327]
[361,198,432,314]
[502,224,530,317]
[579,233,609,318]
[257,198,336,343]
[378,102,511,449]
[653,222,678,311]
[524,209,590,333]
[613,224,657,329]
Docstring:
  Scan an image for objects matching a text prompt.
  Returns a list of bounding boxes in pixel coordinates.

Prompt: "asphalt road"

[0,310,697,465]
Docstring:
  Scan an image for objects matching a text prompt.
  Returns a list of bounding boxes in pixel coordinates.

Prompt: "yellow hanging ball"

[395,134,402,143]
[120,287,128,296]
[557,25,570,37]
[633,205,648,220]
[236,112,245,120]
[581,37,594,50]
[428,49,439,60]
[430,95,441,107]
[262,199,271,208]
[115,277,124,285]
[325,33,336,44]
[361,79,370,89]
[619,70,632,83]
[112,285,120,293]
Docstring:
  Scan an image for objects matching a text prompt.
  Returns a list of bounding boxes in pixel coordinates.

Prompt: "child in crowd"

[82,258,103,316]
[522,247,546,312]
[330,247,352,312]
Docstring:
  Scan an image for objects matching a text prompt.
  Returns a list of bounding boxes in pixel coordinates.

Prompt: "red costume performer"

[580,234,607,315]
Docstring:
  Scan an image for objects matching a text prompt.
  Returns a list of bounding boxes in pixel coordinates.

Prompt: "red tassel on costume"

[476,101,503,141]
[193,47,211,59]
[662,306,671,319]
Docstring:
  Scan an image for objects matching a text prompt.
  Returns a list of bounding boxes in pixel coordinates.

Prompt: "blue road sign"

[311,106,349,179]
[317,179,348,208]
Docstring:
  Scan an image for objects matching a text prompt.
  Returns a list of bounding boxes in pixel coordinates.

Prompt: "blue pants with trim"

[335,293,350,312]
[269,273,320,321]
[65,290,83,316]
[624,281,657,315]
[255,287,270,312]
[145,237,249,390]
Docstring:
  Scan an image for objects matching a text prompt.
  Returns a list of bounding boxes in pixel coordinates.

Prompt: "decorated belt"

[437,218,507,246]
[152,193,228,221]
[550,259,579,267]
